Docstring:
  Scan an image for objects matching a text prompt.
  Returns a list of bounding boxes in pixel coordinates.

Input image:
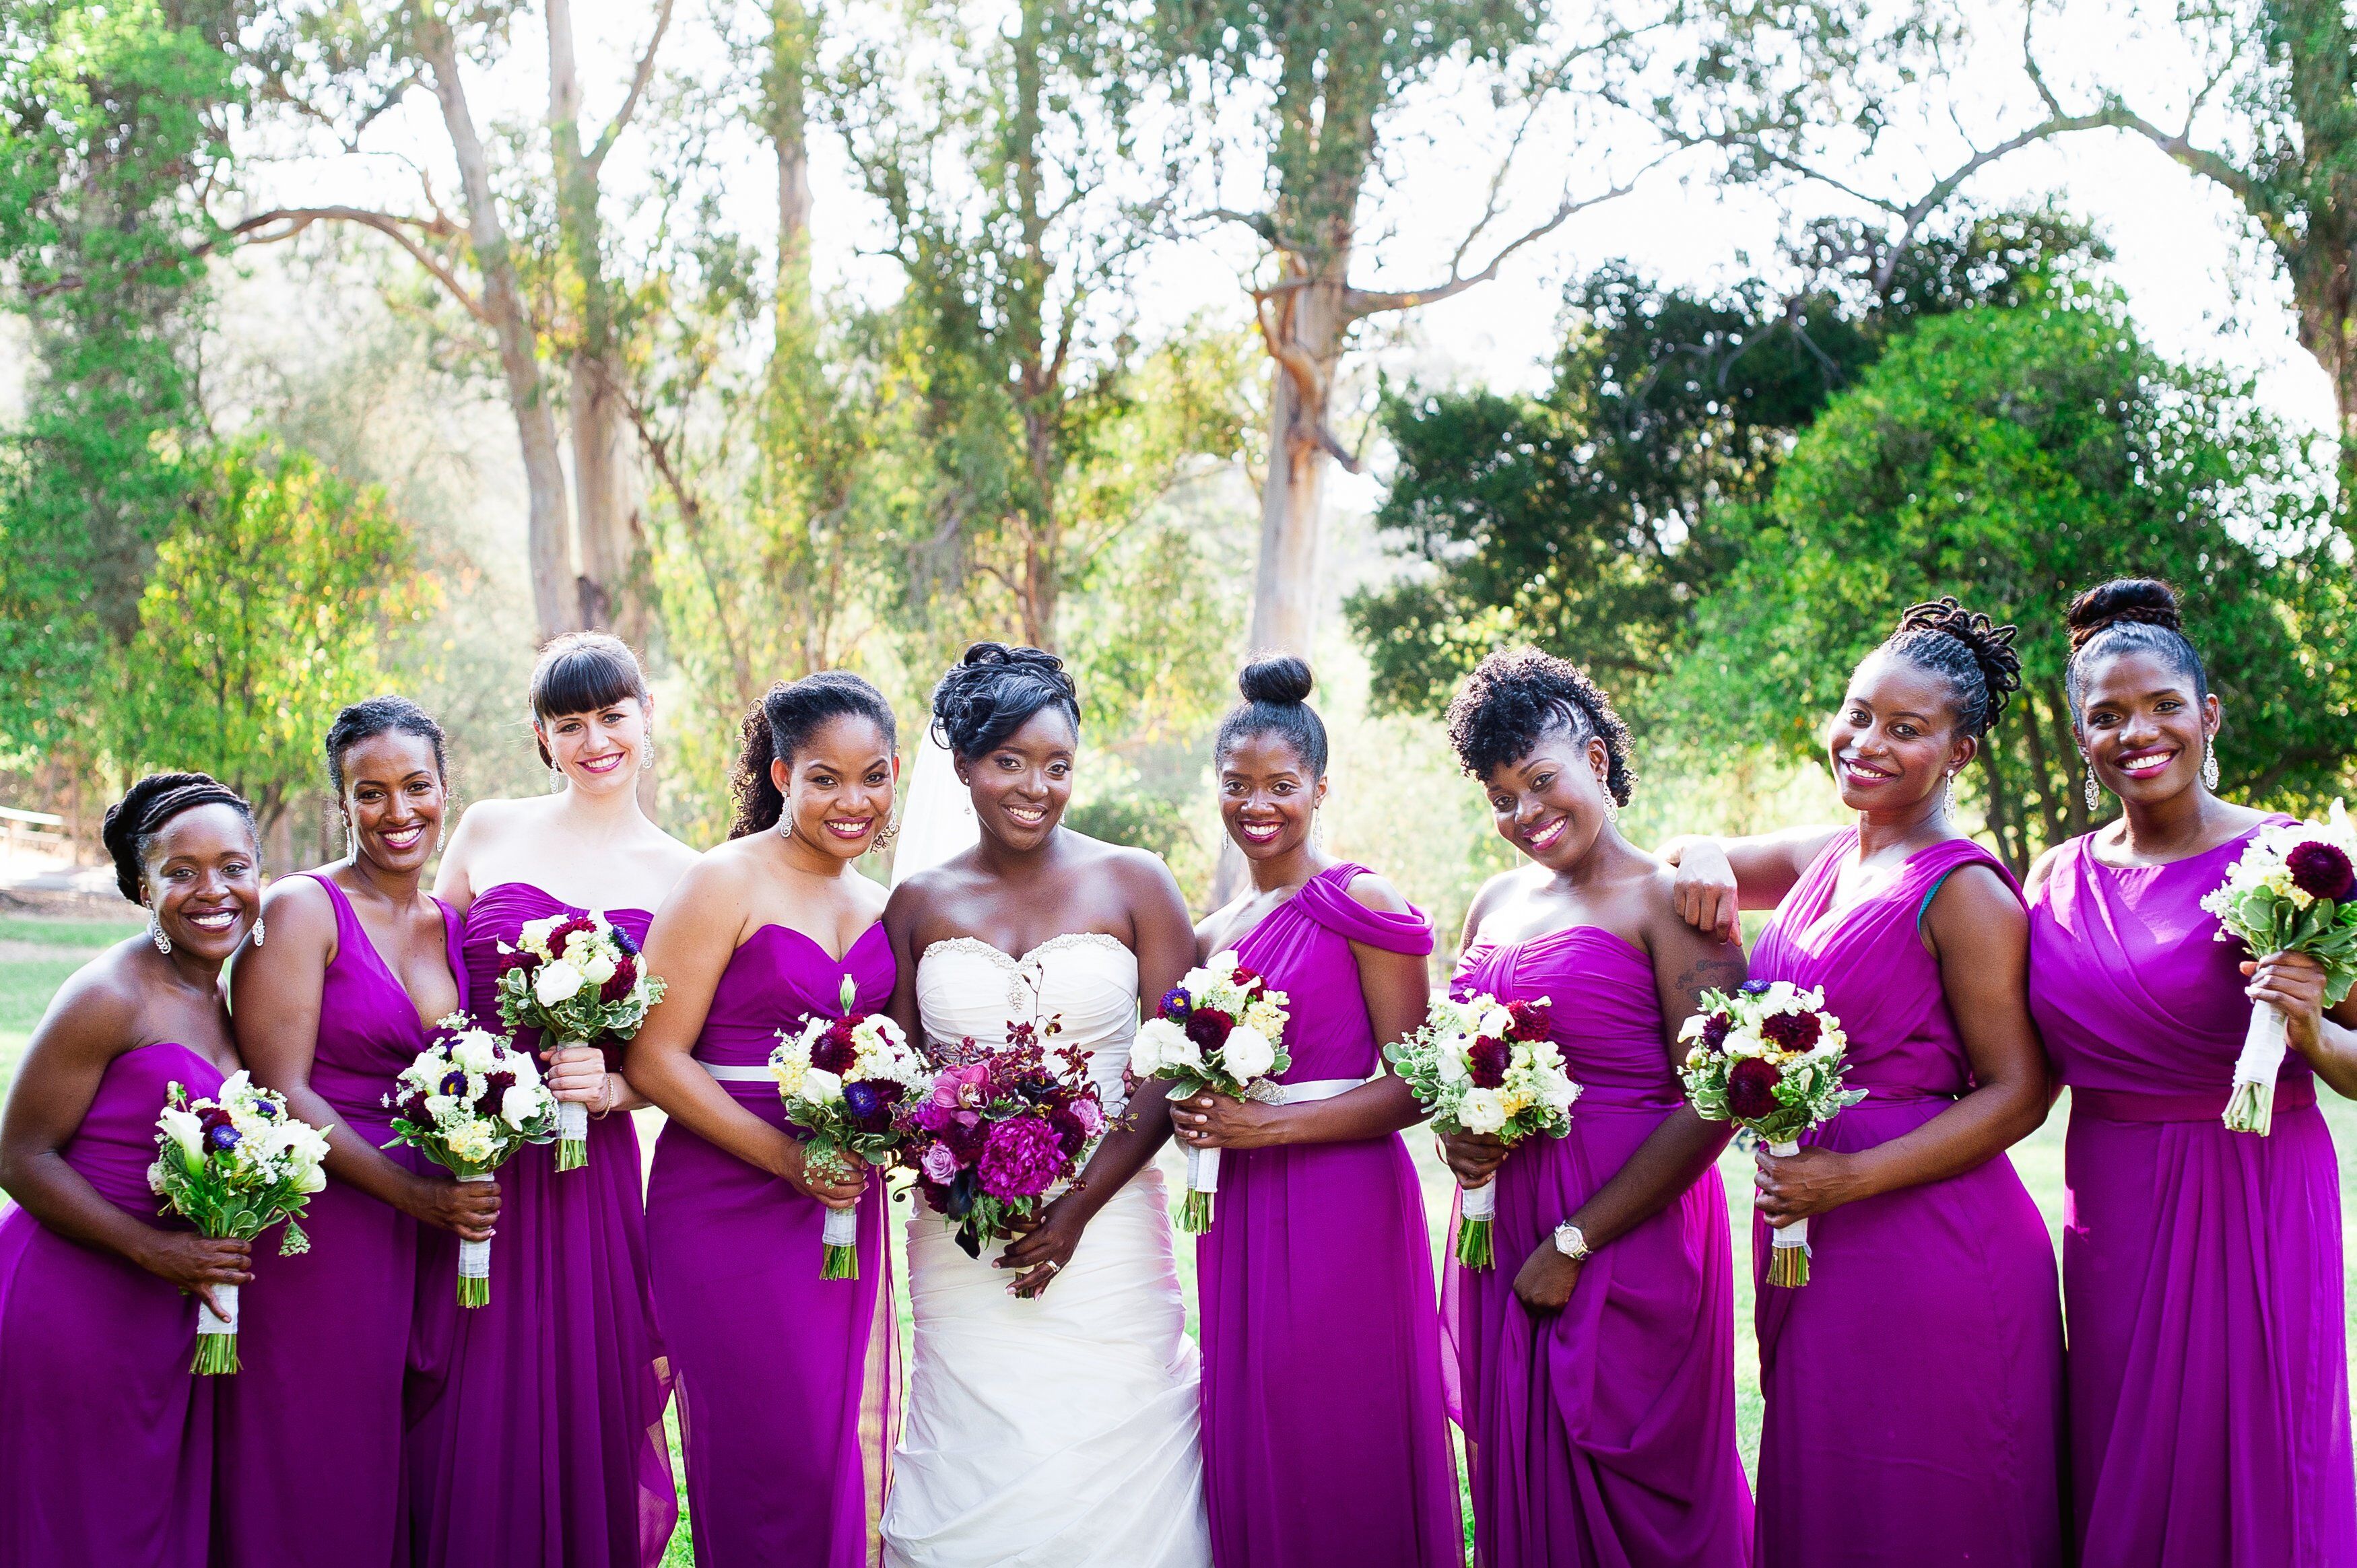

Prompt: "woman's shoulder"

[36,942,154,1052]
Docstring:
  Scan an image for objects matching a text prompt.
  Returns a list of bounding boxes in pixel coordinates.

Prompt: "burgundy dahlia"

[1760,1010,1823,1054]
[545,915,596,959]
[1727,1056,1783,1120]
[1185,1008,1234,1052]
[977,1116,1065,1200]
[810,1032,858,1075]
[599,953,638,1003]
[1506,1000,1552,1042]
[1048,1104,1088,1156]
[2287,840,2357,902]
[1700,1011,1733,1050]
[1468,1034,1512,1089]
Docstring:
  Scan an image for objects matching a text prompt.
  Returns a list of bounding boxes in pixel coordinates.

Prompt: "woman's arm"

[0,966,252,1315]
[1660,826,1845,941]
[2246,951,2357,1101]
[1754,864,2051,1226]
[623,858,861,1206]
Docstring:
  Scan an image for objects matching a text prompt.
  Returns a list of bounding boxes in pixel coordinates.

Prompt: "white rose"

[580,951,618,986]
[801,1068,844,1104]
[1131,1017,1185,1077]
[501,1085,543,1130]
[158,1107,205,1161]
[295,1162,329,1194]
[1220,1023,1276,1081]
[1179,966,1218,997]
[1459,1087,1508,1134]
[1479,1004,1513,1039]
[452,1031,500,1074]
[535,961,585,1007]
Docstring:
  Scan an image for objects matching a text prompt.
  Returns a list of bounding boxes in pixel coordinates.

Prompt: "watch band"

[1553,1221,1591,1260]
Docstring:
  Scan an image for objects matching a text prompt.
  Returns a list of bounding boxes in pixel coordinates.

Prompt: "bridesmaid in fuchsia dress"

[1669,600,2065,1568]
[2027,579,2356,1568]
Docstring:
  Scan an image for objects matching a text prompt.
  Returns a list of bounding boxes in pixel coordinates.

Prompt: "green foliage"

[1674,298,2356,868]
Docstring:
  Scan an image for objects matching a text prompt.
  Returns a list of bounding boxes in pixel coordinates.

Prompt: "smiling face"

[2073,647,2218,808]
[958,707,1077,853]
[141,803,262,961]
[539,695,652,797]
[1482,720,1615,873]
[341,730,446,877]
[1826,650,1974,814]
[772,714,899,862]
[1219,728,1327,864]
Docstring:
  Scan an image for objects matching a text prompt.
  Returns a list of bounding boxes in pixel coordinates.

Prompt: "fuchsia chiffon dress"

[1197,863,1461,1567]
[1445,924,1752,1568]
[1747,830,2065,1568]
[0,1040,222,1567]
[2030,823,2356,1567]
[215,871,467,1566]
[408,883,676,1568]
[645,922,898,1567]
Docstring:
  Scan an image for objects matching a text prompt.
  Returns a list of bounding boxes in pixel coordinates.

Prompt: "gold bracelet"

[592,1074,618,1119]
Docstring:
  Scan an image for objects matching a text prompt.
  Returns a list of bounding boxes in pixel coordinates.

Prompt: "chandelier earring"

[2201,738,2220,791]
[149,911,171,957]
[640,727,657,776]
[547,761,565,793]
[869,815,900,854]
[252,917,267,949]
[2082,754,2101,812]
[1942,772,1958,816]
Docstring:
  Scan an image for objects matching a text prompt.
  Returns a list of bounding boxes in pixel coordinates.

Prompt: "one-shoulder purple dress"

[408,883,676,1568]
[1748,830,2065,1568]
[646,922,898,1567]
[1443,925,1752,1568]
[0,1040,222,1566]
[1197,863,1461,1567]
[2029,824,2356,1567]
[215,871,466,1567]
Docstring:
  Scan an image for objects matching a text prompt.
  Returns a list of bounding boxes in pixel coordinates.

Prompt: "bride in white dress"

[879,644,1210,1568]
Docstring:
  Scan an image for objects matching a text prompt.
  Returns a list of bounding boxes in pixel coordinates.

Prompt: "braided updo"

[1445,646,1636,805]
[99,772,258,903]
[1215,654,1329,778]
[1880,597,2022,739]
[729,672,900,838]
[930,643,1081,759]
[2063,578,2206,719]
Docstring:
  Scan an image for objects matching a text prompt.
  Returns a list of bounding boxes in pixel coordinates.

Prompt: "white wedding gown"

[881,933,1211,1568]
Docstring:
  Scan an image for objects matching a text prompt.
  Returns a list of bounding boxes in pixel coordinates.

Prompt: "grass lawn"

[4,919,2353,1563]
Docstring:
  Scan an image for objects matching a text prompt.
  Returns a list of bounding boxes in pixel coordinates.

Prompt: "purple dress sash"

[0,1040,222,1566]
[1196,863,1461,1567]
[215,871,467,1566]
[2030,824,2356,1567]
[1445,925,1753,1567]
[407,882,677,1568]
[644,921,898,1567]
[1747,829,2065,1568]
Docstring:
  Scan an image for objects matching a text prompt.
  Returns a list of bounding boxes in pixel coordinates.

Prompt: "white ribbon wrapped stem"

[2232,998,2291,1096]
[458,1172,495,1280]
[198,1282,239,1335]
[1768,1140,1808,1255]
[1460,1181,1497,1223]
[822,1206,859,1247]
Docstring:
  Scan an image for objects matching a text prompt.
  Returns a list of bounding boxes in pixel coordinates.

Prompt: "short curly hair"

[1445,647,1636,805]
[1880,597,2023,740]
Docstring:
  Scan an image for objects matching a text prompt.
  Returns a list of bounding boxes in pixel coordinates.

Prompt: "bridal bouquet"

[771,974,933,1279]
[494,911,666,1171]
[385,1019,559,1305]
[1129,949,1291,1232]
[148,1074,330,1374]
[898,1019,1108,1264]
[2201,803,2357,1134]
[1678,980,1863,1287]
[1386,993,1577,1268]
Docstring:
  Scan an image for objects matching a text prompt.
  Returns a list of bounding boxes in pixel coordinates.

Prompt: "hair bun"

[100,771,248,903]
[2066,578,2182,651]
[1237,654,1314,708]
[1898,596,2024,716]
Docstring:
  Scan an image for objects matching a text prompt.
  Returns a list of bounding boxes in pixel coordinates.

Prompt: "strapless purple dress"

[2030,823,2356,1567]
[0,1039,223,1566]
[214,871,465,1567]
[1196,864,1461,1567]
[646,921,897,1567]
[1748,831,2065,1568]
[1444,926,1752,1567]
[407,882,676,1568]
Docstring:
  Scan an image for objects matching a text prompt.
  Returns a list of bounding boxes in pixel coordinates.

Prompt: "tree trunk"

[1248,317,1337,657]
[768,0,816,329]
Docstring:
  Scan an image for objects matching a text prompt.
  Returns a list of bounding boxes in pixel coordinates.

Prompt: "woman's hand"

[404,1173,502,1243]
[1671,840,1741,942]
[1512,1241,1583,1316]
[996,1197,1084,1299]
[1754,1143,1866,1226]
[776,1140,868,1208]
[137,1232,253,1320]
[1436,1130,1508,1188]
[1171,1090,1290,1151]
[2245,951,2331,1057]
[542,1044,608,1105]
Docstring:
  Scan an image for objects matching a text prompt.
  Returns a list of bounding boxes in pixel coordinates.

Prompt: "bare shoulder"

[842,863,892,922]
[2024,841,2070,900]
[450,795,537,841]
[1928,858,2028,937]
[1342,868,1414,917]
[33,943,148,1053]
[1465,863,1533,929]
[1070,834,1182,897]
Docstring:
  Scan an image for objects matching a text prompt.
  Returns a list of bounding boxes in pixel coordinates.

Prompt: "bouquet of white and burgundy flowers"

[1678,980,1863,1287]
[385,1019,559,1305]
[1386,992,1577,1268]
[1128,949,1291,1232]
[494,910,666,1171]
[770,974,934,1279]
[149,1073,331,1374]
[2201,801,2357,1134]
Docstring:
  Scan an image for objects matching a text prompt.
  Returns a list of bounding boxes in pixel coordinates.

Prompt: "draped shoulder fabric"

[1445,924,1752,1568]
[216,871,469,1567]
[2030,823,2356,1567]
[0,1042,222,1567]
[646,920,899,1567]
[1746,829,2065,1568]
[1197,864,1461,1568]
[408,884,677,1568]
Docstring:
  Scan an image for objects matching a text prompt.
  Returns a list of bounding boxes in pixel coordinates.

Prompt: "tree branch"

[589,0,677,174]
[226,207,492,324]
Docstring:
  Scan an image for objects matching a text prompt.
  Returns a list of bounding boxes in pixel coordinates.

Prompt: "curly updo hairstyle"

[1880,597,2023,740]
[325,696,449,798]
[729,672,900,838]
[1215,654,1328,778]
[930,642,1080,759]
[1445,646,1636,806]
[529,632,651,768]
[2063,578,2207,720]
[100,772,258,904]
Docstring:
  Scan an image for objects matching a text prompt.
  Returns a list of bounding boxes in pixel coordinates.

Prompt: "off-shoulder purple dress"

[2029,824,2356,1567]
[407,883,676,1568]
[0,1040,222,1566]
[646,922,898,1567]
[1748,831,2065,1568]
[215,871,467,1566]
[1444,925,1752,1568]
[1197,863,1461,1567]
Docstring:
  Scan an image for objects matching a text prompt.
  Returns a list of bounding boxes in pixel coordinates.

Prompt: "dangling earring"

[640,727,657,776]
[869,815,900,853]
[149,914,171,956]
[1311,810,1327,852]
[548,763,566,793]
[776,814,793,842]
[1942,772,1958,815]
[252,917,267,948]
[2082,755,2102,812]
[2201,738,2220,790]
[343,818,358,860]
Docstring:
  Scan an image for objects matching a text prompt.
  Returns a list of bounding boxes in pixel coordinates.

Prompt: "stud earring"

[2201,739,2220,790]
[2083,756,2101,813]
[252,917,267,949]
[150,914,171,957]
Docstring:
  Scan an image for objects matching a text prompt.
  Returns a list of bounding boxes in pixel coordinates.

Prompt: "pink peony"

[1070,1096,1104,1138]
[977,1116,1065,1200]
